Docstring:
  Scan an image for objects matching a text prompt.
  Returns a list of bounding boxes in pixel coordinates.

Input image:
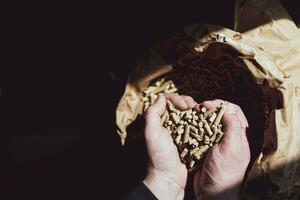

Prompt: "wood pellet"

[160,100,226,170]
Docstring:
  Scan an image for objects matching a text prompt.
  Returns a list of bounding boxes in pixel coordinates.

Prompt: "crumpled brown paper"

[116,0,300,199]
[234,0,300,199]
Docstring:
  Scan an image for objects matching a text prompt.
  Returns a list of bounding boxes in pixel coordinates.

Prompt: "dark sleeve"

[122,182,158,200]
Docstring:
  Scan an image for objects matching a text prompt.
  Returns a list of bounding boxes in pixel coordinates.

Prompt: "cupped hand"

[193,100,250,200]
[143,94,196,200]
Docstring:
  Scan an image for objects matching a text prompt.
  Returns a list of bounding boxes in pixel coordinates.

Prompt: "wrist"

[143,169,185,200]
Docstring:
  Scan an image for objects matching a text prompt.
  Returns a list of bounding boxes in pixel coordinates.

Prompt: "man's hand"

[143,94,196,200]
[193,100,250,200]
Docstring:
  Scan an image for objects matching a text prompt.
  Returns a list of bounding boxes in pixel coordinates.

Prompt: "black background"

[4,1,299,199]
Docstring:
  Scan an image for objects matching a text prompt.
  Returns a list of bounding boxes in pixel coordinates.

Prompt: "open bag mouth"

[123,34,274,173]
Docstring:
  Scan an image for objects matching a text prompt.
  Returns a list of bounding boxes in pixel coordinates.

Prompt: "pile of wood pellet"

[161,100,226,170]
[142,79,226,170]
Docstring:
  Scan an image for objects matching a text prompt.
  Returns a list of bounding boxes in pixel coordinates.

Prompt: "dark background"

[4,1,299,199]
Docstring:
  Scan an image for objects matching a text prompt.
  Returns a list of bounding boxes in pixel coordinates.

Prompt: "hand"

[143,94,197,200]
[193,100,250,200]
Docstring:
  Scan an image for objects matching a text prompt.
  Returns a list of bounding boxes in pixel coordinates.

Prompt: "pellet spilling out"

[161,100,226,170]
[142,78,178,111]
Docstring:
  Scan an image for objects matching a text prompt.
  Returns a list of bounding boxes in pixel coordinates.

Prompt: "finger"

[163,93,188,110]
[221,103,249,148]
[202,99,248,128]
[194,99,223,116]
[201,100,249,146]
[202,99,224,110]
[181,95,197,109]
[144,95,166,142]
[225,103,248,128]
[221,113,244,146]
[225,104,249,145]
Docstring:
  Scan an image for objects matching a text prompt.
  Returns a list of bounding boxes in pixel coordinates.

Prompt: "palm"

[144,94,196,191]
[146,126,187,188]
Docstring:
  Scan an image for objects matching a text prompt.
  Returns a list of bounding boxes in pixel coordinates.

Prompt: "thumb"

[144,95,166,142]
